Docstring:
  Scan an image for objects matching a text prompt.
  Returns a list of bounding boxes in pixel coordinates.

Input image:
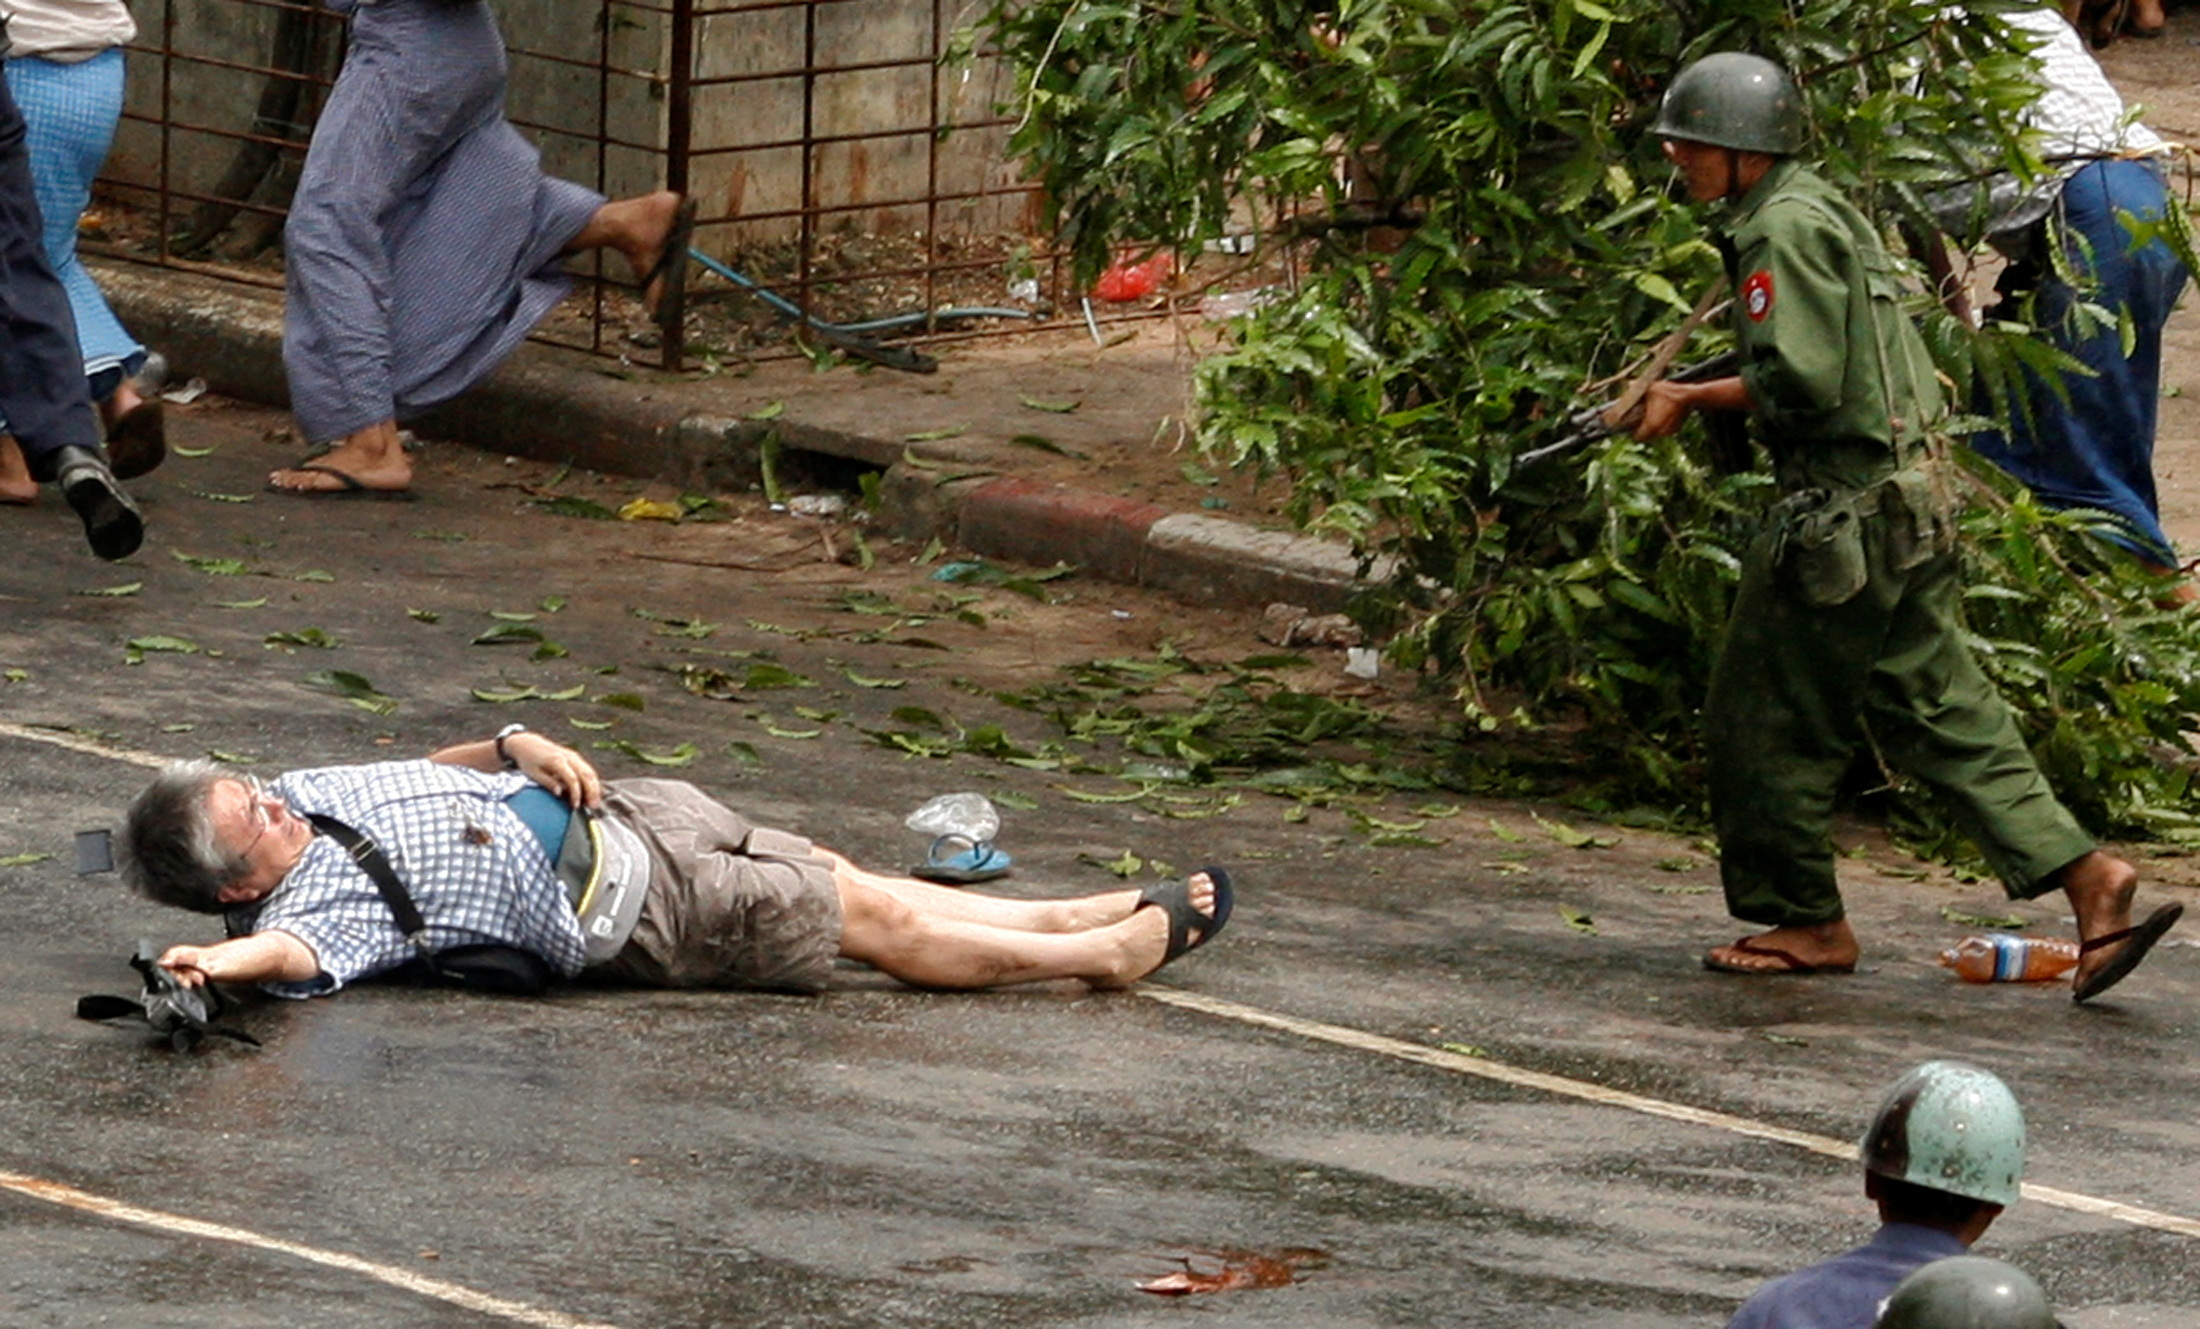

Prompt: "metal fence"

[97,0,1148,373]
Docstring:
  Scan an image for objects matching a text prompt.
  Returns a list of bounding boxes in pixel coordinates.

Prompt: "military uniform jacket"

[1717,160,1944,494]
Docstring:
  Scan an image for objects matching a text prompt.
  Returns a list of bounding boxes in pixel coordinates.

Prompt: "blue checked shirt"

[226,761,587,997]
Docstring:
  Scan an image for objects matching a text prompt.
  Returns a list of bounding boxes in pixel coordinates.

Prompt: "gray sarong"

[282,0,604,443]
[584,780,845,994]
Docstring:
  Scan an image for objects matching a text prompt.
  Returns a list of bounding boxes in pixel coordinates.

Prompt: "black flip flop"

[266,463,417,502]
[1137,865,1234,967]
[2073,902,2183,1003]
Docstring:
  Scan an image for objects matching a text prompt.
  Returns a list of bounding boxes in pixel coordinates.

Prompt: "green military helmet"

[1653,52,1804,155]
[1859,1061,2026,1208]
[1873,1256,2056,1329]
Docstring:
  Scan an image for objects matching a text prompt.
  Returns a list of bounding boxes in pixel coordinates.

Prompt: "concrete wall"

[107,0,1033,254]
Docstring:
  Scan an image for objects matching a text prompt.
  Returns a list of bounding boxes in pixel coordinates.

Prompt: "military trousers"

[1707,501,2095,926]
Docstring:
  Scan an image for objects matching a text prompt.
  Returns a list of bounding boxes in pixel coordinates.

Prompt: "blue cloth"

[1971,159,2190,563]
[0,63,101,464]
[1725,1223,1970,1329]
[4,50,142,382]
[503,782,570,865]
[282,0,605,443]
[227,760,587,997]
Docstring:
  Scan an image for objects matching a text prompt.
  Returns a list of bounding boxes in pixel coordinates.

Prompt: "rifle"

[1514,349,1740,467]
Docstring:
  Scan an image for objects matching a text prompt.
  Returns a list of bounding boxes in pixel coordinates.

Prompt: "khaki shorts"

[583,779,843,993]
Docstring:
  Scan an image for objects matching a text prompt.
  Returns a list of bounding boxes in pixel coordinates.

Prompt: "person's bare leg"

[815,848,1141,933]
[834,869,1218,989]
[563,190,684,309]
[268,418,413,494]
[0,436,37,504]
[2060,850,2142,991]
[1704,919,1860,973]
[2129,0,2165,34]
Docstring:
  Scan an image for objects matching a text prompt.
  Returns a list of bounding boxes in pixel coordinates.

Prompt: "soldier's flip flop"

[2072,902,2183,1003]
[1702,936,1857,975]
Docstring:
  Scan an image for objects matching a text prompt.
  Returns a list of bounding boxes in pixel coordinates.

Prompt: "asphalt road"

[2,401,2197,1328]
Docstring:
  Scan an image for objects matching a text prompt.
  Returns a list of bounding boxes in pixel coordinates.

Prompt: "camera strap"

[305,812,556,996]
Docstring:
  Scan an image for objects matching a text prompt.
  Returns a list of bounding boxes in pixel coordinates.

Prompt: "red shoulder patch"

[1742,269,1775,322]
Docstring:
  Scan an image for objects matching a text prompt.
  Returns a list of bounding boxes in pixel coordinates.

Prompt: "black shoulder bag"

[306,813,556,997]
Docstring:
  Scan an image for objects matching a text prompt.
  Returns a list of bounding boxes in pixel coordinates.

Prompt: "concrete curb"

[100,260,1381,612]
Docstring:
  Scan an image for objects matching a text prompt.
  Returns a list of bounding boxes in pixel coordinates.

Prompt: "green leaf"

[0,852,54,868]
[185,488,255,504]
[264,627,340,650]
[534,495,618,520]
[489,610,539,623]
[905,425,968,442]
[844,669,907,690]
[304,670,397,714]
[568,717,616,730]
[749,400,786,420]
[407,607,441,623]
[216,597,270,610]
[598,740,699,767]
[172,552,250,576]
[1559,905,1597,934]
[1438,1042,1488,1059]
[994,791,1039,811]
[594,692,647,711]
[473,623,546,646]
[1055,783,1154,804]
[759,720,823,739]
[171,444,215,458]
[75,582,142,597]
[744,663,810,689]
[293,570,336,583]
[125,635,202,664]
[1019,395,1081,413]
[1077,849,1143,877]
[1535,814,1616,849]
[539,596,568,613]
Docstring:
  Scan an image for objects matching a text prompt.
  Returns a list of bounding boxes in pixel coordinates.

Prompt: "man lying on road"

[119,725,1230,998]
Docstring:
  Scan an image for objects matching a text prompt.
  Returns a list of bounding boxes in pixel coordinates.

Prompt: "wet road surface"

[1,402,2197,1327]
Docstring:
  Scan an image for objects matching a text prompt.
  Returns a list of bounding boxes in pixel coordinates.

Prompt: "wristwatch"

[494,723,527,769]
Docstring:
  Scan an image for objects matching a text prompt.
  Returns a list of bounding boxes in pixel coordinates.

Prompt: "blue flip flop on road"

[912,834,1012,884]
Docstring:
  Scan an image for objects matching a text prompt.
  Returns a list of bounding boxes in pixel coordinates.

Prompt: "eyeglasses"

[231,775,278,859]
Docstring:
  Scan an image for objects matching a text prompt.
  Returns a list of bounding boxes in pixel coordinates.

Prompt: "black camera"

[76,941,258,1051]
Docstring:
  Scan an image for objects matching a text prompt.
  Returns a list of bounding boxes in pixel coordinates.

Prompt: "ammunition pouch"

[1775,487,1870,607]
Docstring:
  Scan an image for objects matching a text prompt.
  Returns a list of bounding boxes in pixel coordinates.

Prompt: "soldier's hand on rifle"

[1632,375,1751,441]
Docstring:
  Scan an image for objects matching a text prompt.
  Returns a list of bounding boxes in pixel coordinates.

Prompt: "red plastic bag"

[1092,252,1173,302]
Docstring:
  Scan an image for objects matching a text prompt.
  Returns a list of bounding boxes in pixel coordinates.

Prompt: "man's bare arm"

[160,931,319,987]
[428,732,604,809]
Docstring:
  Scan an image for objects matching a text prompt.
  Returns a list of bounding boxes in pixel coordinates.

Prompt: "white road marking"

[0,1170,629,1329]
[1140,987,2200,1241]
[0,720,170,769]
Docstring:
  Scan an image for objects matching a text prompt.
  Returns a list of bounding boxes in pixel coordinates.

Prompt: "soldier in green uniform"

[1632,52,2179,1000]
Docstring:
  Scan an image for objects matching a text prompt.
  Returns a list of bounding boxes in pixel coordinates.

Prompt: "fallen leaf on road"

[1137,1248,1327,1296]
[1559,905,1597,934]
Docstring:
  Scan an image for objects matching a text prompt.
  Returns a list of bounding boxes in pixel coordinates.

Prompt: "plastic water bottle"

[1938,933,2080,983]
